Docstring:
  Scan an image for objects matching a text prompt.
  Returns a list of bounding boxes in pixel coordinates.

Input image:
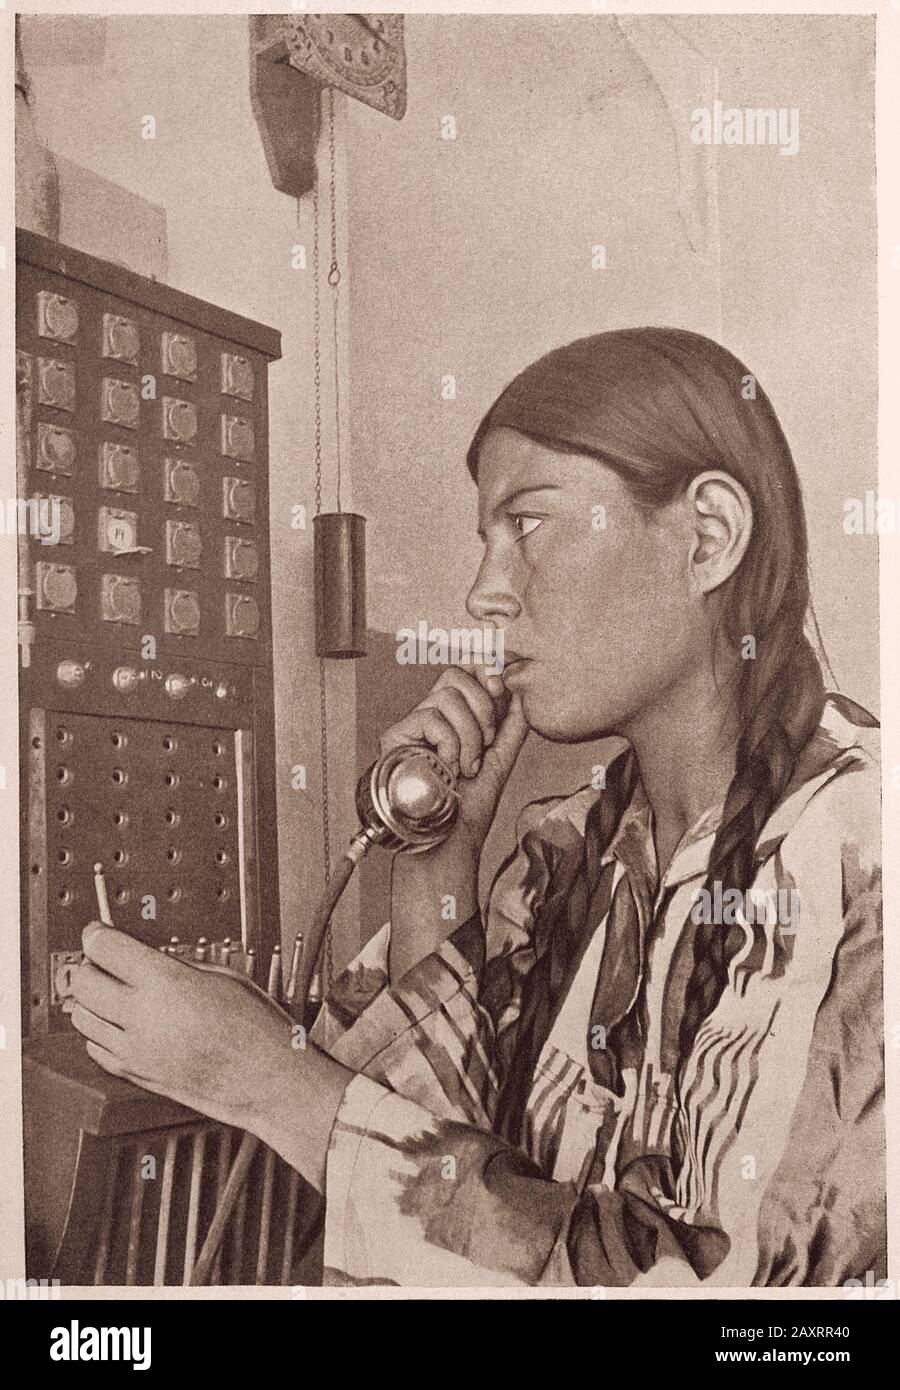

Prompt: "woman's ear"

[685,471,753,595]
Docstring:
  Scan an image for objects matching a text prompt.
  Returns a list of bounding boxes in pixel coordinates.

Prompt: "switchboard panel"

[17,230,282,1035]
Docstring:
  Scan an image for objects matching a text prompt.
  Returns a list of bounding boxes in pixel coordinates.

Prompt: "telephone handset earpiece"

[355,743,460,853]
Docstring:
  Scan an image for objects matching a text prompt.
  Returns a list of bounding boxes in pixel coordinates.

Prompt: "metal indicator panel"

[17,231,282,1034]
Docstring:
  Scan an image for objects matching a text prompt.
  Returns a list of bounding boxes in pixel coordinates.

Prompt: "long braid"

[676,621,826,1061]
[492,743,640,1141]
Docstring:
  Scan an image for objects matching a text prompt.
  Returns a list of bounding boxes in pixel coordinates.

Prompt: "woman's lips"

[501,651,532,684]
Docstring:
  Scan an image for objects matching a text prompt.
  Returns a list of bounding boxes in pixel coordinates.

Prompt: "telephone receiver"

[355,742,461,852]
[354,681,512,852]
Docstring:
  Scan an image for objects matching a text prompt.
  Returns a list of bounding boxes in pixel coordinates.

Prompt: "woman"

[72,328,883,1288]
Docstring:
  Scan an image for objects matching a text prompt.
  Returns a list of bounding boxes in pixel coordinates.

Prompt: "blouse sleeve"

[320,1072,729,1286]
[750,758,884,1285]
[308,794,568,1127]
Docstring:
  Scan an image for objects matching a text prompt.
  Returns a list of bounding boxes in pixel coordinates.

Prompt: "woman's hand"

[379,664,529,854]
[70,922,297,1132]
[382,665,529,983]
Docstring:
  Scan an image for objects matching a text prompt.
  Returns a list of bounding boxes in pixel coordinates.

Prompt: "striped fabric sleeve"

[309,794,569,1125]
[321,1073,578,1285]
[308,910,498,1126]
[751,771,885,1286]
[320,1070,725,1286]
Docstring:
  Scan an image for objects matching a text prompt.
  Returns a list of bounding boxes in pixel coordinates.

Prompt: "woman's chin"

[519,690,606,744]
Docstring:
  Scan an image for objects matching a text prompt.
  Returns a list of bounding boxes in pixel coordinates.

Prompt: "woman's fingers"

[433,667,498,746]
[71,958,131,1027]
[70,1001,126,1053]
[379,704,462,775]
[81,921,166,985]
[84,1038,129,1077]
[470,662,506,702]
[83,1038,152,1087]
[419,686,485,776]
[379,664,511,776]
[448,667,527,782]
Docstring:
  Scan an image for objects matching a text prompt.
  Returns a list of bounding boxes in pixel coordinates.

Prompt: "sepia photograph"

[1,2,895,1331]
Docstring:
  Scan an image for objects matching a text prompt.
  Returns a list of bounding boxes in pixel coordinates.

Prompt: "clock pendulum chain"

[309,86,343,1005]
[327,88,343,515]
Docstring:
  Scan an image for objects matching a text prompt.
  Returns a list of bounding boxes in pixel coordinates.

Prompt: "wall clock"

[249,13,407,196]
[283,13,407,120]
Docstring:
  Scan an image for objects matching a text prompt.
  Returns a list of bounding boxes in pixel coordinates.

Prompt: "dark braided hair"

[465,327,827,1067]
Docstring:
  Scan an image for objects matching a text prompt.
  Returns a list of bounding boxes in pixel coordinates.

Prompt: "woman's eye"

[510,513,543,540]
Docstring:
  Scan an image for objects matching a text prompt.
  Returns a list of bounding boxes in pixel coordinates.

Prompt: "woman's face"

[466,427,708,742]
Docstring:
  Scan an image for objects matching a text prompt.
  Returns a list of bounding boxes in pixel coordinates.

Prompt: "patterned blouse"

[309,695,883,1288]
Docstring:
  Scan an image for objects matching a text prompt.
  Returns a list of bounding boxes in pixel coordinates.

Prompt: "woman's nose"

[466,555,521,623]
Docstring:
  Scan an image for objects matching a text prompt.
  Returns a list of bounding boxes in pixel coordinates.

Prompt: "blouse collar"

[595,693,877,911]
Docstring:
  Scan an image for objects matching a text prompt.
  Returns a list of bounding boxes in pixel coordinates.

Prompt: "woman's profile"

[74,327,883,1288]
